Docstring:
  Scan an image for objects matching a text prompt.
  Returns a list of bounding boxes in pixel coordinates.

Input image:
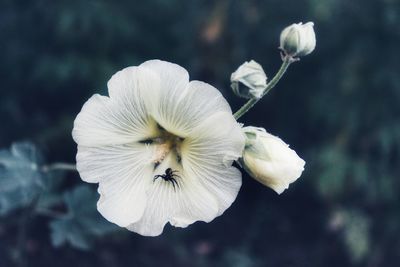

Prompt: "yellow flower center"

[151,127,184,167]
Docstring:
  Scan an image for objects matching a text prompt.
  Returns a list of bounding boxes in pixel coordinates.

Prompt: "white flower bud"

[240,126,305,194]
[230,60,267,99]
[279,22,316,57]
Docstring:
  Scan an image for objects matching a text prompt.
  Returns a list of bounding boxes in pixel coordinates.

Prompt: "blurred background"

[0,0,399,266]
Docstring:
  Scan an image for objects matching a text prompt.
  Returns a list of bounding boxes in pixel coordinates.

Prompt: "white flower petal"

[72,93,157,147]
[127,155,220,236]
[182,159,242,216]
[140,60,189,95]
[163,81,232,136]
[186,111,245,166]
[73,65,163,147]
[181,112,245,214]
[76,143,155,227]
[141,60,231,137]
[107,66,160,132]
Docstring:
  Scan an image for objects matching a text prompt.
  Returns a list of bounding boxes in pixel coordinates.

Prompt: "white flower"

[279,22,316,57]
[72,60,245,236]
[230,60,267,99]
[240,126,305,194]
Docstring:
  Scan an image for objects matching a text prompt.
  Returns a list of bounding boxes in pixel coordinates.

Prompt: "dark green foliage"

[50,185,117,250]
[0,142,46,215]
[0,142,116,254]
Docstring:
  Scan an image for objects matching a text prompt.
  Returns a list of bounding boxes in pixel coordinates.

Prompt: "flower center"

[151,126,184,167]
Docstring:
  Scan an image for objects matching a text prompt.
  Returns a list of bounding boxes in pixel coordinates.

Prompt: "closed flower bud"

[230,60,267,99]
[279,22,316,57]
[239,126,305,194]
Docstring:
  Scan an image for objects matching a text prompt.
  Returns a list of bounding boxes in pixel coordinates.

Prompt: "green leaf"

[0,142,46,215]
[49,185,118,250]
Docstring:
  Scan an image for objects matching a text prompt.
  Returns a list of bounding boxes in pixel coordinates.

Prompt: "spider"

[153,168,180,191]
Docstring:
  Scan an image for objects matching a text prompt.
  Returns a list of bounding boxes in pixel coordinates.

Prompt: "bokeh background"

[1,0,400,266]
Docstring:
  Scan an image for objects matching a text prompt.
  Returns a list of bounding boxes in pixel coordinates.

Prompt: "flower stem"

[233,56,294,120]
[41,163,77,172]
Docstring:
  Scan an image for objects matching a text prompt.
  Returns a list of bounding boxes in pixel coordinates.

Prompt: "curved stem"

[233,56,294,120]
[42,163,77,172]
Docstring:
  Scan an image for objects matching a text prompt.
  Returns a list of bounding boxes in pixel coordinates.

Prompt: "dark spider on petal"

[153,168,180,191]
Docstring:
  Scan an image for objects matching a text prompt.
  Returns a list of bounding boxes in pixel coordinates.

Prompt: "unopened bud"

[230,60,267,99]
[279,22,316,57]
[239,126,305,194]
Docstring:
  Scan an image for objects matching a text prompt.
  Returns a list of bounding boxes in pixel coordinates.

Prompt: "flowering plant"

[71,22,315,236]
[0,21,315,241]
